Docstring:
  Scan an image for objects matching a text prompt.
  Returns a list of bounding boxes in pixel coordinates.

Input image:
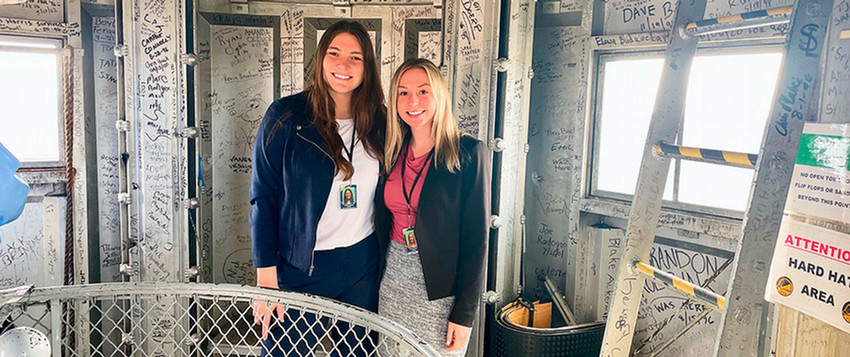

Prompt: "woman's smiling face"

[396,68,436,130]
[322,32,365,98]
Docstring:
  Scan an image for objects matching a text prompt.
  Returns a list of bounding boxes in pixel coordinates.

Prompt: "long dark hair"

[307,20,386,180]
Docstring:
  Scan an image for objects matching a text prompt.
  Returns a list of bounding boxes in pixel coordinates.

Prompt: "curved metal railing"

[0,282,439,357]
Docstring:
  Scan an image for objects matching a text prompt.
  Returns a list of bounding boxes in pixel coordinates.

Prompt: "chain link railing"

[0,283,439,357]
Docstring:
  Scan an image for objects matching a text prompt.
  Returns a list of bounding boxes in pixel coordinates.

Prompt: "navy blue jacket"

[251,92,376,275]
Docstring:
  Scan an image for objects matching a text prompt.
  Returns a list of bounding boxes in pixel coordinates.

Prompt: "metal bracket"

[523,143,530,153]
[115,120,130,132]
[119,263,138,276]
[113,44,128,58]
[180,126,199,139]
[117,192,131,205]
[520,214,526,225]
[494,57,510,72]
[490,215,503,229]
[183,333,200,346]
[0,285,34,306]
[179,53,198,67]
[482,291,500,305]
[489,138,507,152]
[121,333,134,345]
[183,266,200,280]
[183,197,200,210]
[527,67,535,79]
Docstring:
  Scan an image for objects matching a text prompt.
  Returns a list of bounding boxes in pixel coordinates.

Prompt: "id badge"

[340,184,357,209]
[402,227,419,254]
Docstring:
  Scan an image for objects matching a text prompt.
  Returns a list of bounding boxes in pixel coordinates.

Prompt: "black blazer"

[376,135,491,327]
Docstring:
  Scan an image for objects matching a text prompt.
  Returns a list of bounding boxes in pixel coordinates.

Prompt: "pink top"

[384,145,433,244]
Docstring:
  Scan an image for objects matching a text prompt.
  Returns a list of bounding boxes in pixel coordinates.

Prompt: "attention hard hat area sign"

[766,123,850,334]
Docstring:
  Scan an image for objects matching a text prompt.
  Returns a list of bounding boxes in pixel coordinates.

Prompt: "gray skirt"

[379,241,467,356]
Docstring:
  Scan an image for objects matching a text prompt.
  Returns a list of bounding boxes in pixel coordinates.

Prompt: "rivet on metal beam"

[115,120,130,132]
[520,214,526,225]
[184,266,200,279]
[524,143,530,153]
[490,215,503,229]
[184,197,200,210]
[527,67,535,79]
[334,6,352,17]
[333,0,351,17]
[482,291,500,305]
[180,126,199,139]
[494,57,510,72]
[230,3,248,14]
[113,44,128,58]
[489,138,507,152]
[180,53,198,67]
[117,193,131,205]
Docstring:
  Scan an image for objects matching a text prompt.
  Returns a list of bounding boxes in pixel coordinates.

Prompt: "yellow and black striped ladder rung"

[685,6,793,31]
[633,261,726,312]
[654,143,758,168]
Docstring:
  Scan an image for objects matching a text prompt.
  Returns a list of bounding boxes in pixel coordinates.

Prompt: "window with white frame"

[590,47,783,214]
[0,35,64,167]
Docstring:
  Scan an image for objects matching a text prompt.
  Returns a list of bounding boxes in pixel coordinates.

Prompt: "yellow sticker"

[776,276,793,297]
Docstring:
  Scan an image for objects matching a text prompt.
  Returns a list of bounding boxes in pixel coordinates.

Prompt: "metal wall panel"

[124,0,189,283]
[603,0,794,37]
[91,14,122,283]
[207,17,278,285]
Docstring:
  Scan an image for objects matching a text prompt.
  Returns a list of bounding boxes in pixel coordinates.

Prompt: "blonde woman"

[376,58,491,355]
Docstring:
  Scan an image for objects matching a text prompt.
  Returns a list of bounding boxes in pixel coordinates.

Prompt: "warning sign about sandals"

[765,123,850,334]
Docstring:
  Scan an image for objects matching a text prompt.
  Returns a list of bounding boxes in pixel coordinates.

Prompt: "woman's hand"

[253,267,286,340]
[445,321,472,352]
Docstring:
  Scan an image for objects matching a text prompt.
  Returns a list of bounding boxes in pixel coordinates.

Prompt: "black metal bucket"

[491,300,605,357]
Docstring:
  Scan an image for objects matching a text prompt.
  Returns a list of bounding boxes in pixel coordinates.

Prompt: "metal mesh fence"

[0,283,438,357]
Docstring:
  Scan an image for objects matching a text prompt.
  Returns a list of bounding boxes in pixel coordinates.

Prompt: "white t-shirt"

[314,118,380,251]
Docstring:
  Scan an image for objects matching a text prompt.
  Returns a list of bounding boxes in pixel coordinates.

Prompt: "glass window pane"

[682,52,783,153]
[0,46,61,163]
[596,57,673,199]
[679,161,754,211]
[678,52,782,210]
[595,49,782,213]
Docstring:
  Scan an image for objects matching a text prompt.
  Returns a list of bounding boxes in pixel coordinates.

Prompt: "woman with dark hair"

[377,58,490,355]
[250,20,386,357]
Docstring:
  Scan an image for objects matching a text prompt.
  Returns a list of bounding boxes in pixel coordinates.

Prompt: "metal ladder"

[598,0,836,356]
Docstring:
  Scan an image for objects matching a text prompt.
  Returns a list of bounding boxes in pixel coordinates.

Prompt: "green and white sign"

[785,124,850,223]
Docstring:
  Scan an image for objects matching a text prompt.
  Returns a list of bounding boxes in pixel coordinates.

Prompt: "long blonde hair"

[385,58,460,173]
